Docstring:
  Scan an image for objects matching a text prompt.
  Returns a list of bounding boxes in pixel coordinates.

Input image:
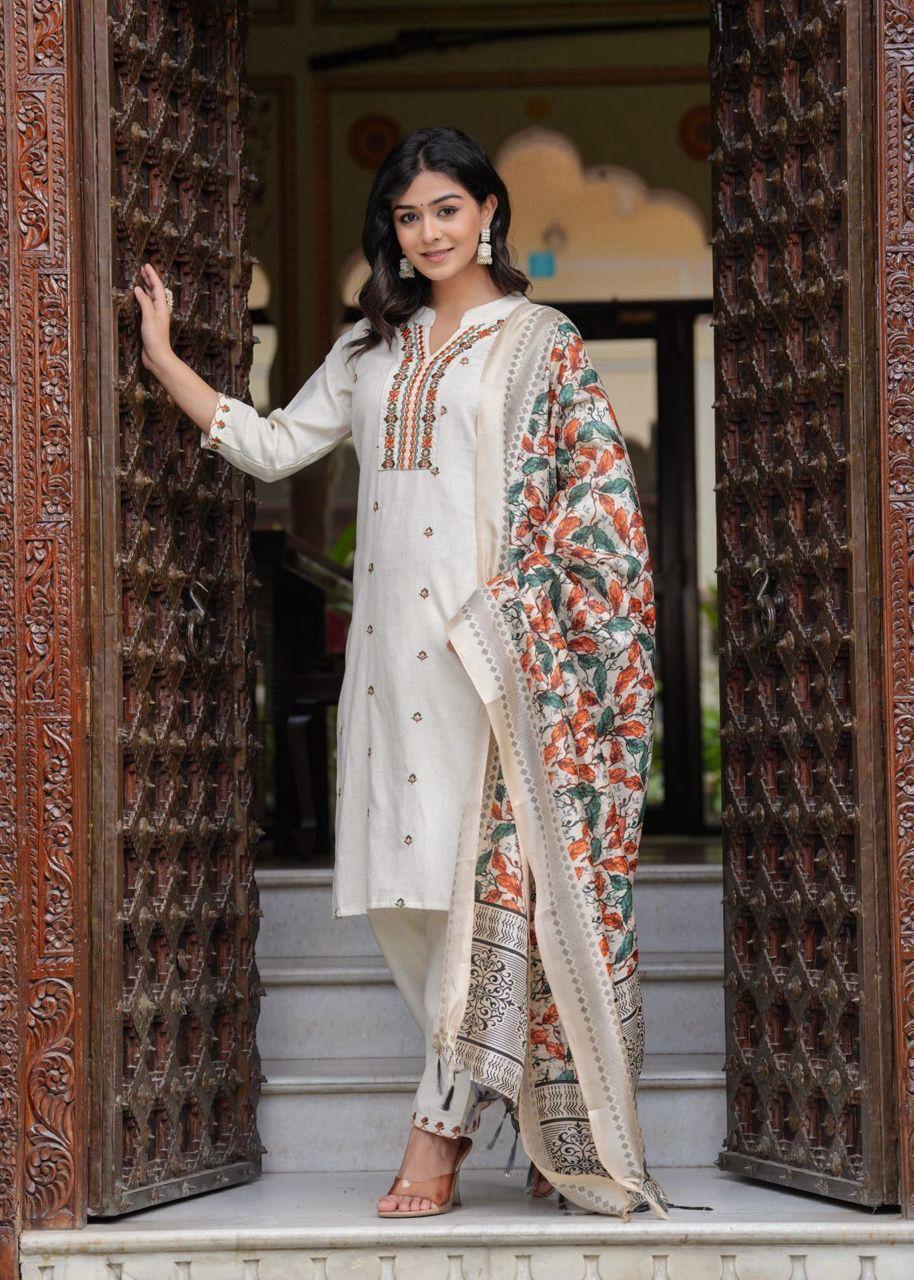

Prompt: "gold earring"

[476,227,492,266]
[399,256,415,279]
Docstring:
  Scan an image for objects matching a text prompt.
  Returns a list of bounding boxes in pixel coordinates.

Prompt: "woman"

[135,126,668,1220]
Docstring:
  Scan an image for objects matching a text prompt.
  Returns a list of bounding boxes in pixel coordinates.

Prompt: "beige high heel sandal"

[377,1134,474,1218]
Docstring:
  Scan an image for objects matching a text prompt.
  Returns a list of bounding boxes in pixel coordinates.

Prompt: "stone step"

[255,862,724,959]
[258,1053,726,1173]
[30,1168,912,1280]
[257,951,724,1061]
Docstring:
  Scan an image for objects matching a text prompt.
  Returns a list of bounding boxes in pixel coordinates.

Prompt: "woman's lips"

[421,248,452,261]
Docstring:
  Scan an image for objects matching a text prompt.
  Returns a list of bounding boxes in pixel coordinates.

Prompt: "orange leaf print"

[614,508,629,541]
[569,838,589,859]
[542,1003,559,1025]
[614,665,637,695]
[598,493,616,517]
[608,579,624,614]
[596,448,614,476]
[496,872,523,898]
[616,720,645,738]
[555,515,582,543]
[568,635,598,654]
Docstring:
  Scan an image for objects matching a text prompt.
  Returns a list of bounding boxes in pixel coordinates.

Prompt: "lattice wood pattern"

[711,0,895,1204]
[89,0,263,1214]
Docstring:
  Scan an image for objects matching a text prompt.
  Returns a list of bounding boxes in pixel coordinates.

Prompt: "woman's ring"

[164,286,174,314]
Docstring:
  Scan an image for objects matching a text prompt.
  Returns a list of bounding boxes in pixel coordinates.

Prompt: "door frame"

[876,0,914,1219]
[2,0,914,1264]
[0,0,96,1266]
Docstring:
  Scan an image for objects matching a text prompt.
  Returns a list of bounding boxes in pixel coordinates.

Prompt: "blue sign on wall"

[528,250,555,279]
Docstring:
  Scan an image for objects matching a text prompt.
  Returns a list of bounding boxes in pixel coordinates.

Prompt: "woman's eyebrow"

[391,193,464,211]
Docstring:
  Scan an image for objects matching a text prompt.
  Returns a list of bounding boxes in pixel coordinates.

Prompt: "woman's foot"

[377,1125,467,1214]
[531,1165,554,1197]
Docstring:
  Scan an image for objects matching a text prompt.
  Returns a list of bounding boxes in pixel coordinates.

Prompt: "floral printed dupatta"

[435,302,670,1218]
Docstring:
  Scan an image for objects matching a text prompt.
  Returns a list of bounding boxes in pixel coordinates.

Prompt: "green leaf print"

[600,477,636,498]
[614,931,635,964]
[609,874,633,920]
[534,637,555,673]
[597,706,615,735]
[585,793,601,834]
[591,526,619,553]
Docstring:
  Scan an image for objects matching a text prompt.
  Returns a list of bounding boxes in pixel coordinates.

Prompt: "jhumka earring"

[399,256,415,279]
[476,226,492,266]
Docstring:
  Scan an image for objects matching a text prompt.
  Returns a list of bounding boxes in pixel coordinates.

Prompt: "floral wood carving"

[0,0,87,1250]
[0,0,17,1261]
[880,0,914,1218]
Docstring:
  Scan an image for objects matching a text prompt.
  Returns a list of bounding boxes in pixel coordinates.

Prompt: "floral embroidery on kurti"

[380,320,506,470]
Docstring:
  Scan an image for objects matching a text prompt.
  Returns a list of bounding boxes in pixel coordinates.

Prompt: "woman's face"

[391,169,497,283]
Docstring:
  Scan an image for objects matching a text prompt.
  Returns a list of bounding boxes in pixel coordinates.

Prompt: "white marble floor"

[21,1167,909,1252]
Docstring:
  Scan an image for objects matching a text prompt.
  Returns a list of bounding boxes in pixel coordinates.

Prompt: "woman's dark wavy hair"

[346,127,530,360]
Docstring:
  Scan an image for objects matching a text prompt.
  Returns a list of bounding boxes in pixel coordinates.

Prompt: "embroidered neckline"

[380,319,505,470]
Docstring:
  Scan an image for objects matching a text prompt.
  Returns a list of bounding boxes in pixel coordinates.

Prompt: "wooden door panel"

[711,0,896,1204]
[88,0,263,1215]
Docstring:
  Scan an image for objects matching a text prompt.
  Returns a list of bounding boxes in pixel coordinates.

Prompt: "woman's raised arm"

[135,262,356,483]
[135,262,222,430]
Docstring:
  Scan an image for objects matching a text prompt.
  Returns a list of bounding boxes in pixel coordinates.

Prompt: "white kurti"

[202,291,528,915]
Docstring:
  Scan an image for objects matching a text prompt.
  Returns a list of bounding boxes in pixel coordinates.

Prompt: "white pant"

[368,908,478,1139]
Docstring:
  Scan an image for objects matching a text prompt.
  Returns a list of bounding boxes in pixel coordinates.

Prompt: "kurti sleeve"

[201,322,363,482]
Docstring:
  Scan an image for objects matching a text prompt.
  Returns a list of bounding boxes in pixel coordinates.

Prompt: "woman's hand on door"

[133,262,223,431]
[134,263,174,372]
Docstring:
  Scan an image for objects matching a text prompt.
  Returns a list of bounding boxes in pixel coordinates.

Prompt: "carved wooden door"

[710,0,898,1204]
[87,0,263,1214]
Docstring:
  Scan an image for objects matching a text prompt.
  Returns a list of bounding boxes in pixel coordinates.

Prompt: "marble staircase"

[22,857,914,1278]
[254,862,727,1173]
